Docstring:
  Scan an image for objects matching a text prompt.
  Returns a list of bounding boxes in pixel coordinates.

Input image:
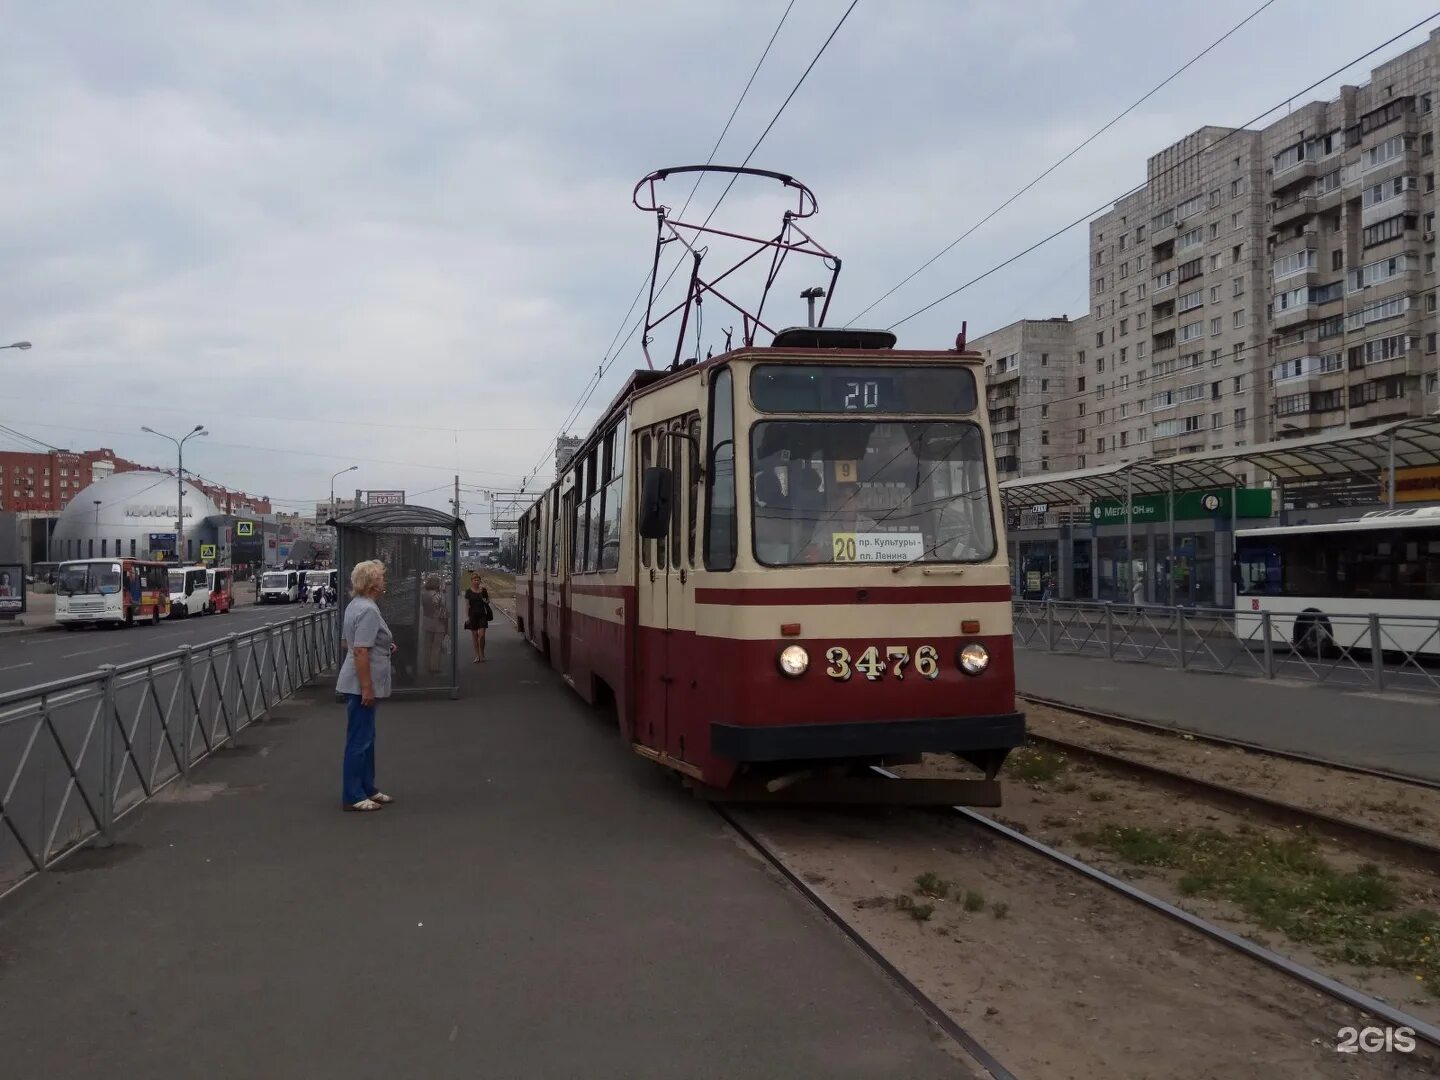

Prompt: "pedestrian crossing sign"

[200,544,217,562]
[236,521,254,536]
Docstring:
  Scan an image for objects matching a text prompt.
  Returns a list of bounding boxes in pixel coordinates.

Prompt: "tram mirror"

[639,467,674,539]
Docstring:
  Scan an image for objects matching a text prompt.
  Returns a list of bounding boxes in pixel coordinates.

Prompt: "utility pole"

[142,424,207,562]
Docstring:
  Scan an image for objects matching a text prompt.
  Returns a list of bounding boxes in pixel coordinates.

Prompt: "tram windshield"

[749,420,995,565]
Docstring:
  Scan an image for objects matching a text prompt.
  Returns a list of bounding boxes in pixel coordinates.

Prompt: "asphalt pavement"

[0,602,324,694]
[1017,649,1440,783]
[0,628,975,1080]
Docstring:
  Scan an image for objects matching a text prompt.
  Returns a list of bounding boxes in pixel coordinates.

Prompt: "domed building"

[51,470,226,564]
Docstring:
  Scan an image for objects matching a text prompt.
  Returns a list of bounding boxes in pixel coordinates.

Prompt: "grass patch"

[1077,824,1440,995]
[1005,746,1066,783]
[1088,790,1114,803]
[894,894,934,921]
[991,901,1009,919]
[913,872,953,899]
[963,890,986,913]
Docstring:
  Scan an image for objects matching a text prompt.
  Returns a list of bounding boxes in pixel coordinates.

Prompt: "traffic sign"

[200,543,217,562]
[236,520,255,537]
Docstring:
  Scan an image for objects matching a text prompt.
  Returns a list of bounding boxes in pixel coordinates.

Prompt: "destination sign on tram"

[751,365,978,414]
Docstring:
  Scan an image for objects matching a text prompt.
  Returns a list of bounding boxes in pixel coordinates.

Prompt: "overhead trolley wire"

[522,0,802,489]
[885,9,1440,332]
[845,0,1282,327]
[524,0,862,491]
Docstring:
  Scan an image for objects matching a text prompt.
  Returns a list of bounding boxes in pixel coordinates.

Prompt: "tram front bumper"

[710,712,1026,763]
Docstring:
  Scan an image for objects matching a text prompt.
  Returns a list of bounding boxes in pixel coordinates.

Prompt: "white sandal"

[345,798,383,812]
[370,792,394,804]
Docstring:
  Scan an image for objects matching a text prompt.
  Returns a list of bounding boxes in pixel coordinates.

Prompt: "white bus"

[54,558,170,628]
[167,565,210,618]
[259,569,300,604]
[1234,507,1440,656]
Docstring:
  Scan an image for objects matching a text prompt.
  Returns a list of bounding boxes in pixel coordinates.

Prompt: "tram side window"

[705,368,737,571]
[656,429,668,571]
[639,433,653,569]
[597,418,625,572]
[687,415,701,567]
[549,489,561,575]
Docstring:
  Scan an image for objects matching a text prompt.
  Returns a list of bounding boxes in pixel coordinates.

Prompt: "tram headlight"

[777,645,809,677]
[957,642,990,676]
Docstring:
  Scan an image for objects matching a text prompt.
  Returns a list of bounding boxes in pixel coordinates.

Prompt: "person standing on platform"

[464,572,492,663]
[336,559,396,813]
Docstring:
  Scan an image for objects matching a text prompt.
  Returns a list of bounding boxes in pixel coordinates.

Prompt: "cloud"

[3,0,1434,523]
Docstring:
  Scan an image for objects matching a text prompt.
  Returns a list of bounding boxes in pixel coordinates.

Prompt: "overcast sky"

[4,0,1433,529]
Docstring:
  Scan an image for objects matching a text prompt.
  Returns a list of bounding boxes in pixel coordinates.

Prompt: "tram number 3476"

[825,644,940,681]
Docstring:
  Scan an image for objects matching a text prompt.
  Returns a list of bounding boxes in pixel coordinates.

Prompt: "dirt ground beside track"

[1021,700,1440,840]
[742,805,1440,1080]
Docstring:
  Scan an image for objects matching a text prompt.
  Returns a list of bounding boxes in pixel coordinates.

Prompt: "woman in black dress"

[463,573,492,663]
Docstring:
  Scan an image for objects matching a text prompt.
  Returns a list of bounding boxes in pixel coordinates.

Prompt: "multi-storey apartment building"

[974,315,1088,480]
[1085,127,1270,477]
[1263,35,1440,436]
[1073,31,1440,477]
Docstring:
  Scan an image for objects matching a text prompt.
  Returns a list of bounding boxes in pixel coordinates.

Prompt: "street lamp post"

[330,465,358,521]
[142,424,207,561]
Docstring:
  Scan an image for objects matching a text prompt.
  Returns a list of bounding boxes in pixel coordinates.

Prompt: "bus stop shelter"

[330,504,467,699]
[999,417,1440,606]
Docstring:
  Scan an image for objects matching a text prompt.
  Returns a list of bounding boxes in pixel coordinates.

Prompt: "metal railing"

[1014,599,1440,696]
[0,612,336,898]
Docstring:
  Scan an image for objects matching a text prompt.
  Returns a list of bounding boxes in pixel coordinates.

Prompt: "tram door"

[664,415,701,763]
[559,486,576,674]
[636,430,668,747]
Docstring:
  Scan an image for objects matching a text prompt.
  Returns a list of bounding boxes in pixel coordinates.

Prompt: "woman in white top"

[336,560,397,812]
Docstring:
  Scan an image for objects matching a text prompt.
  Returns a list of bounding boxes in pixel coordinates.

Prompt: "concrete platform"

[0,628,973,1079]
[1017,649,1440,783]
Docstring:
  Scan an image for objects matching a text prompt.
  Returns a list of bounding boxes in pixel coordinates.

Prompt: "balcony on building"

[1271,192,1317,230]
[1348,392,1417,425]
[1273,229,1321,262]
[1272,156,1318,190]
[1361,189,1421,228]
[1272,304,1319,333]
[1151,238,1175,265]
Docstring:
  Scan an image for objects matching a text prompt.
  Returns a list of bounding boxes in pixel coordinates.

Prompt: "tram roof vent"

[770,326,897,350]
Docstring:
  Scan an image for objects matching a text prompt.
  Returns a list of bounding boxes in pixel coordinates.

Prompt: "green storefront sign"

[1090,488,1272,525]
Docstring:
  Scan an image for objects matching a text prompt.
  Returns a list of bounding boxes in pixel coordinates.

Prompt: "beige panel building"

[1073,30,1440,480]
[1085,127,1269,480]
[973,315,1088,481]
[1262,34,1440,438]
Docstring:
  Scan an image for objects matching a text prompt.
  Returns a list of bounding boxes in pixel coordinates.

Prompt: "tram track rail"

[866,766,1440,1055]
[1023,730,1440,877]
[716,805,1019,1080]
[1018,692,1440,794]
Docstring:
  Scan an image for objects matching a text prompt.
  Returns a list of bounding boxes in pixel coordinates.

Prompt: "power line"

[887,9,1440,331]
[845,0,1281,327]
[522,0,801,489]
[527,1,863,487]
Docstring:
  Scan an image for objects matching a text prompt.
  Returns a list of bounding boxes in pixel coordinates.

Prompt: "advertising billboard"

[365,490,406,506]
[0,563,24,614]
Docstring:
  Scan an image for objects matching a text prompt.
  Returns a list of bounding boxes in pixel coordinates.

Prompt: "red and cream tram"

[515,166,1022,803]
[515,329,1021,802]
